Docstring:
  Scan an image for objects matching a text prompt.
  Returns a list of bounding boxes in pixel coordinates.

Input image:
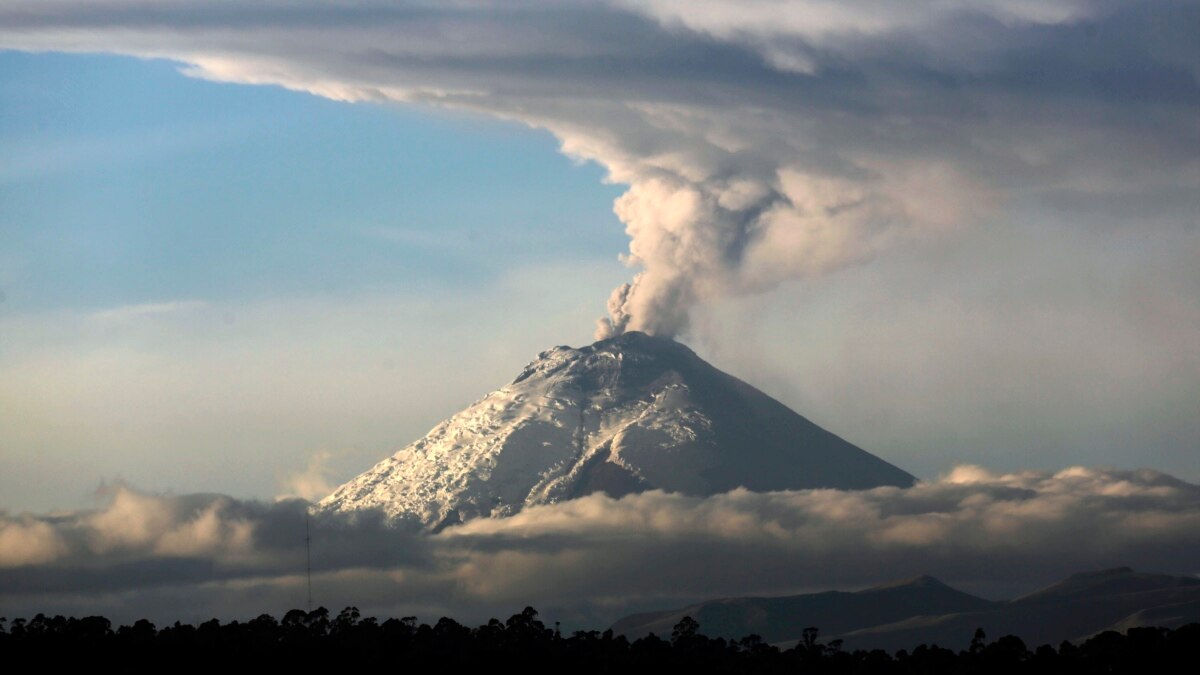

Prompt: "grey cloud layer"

[3,0,1196,336]
[2,467,1198,623]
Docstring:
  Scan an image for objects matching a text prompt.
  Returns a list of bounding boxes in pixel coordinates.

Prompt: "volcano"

[319,332,914,529]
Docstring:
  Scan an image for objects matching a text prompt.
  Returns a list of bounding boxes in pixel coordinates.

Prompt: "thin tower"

[305,511,313,613]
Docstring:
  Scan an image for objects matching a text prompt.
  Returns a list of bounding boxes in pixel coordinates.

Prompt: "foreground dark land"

[2,607,1196,674]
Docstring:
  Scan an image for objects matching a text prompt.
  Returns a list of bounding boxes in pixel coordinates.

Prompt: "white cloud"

[0,517,67,567]
[89,300,209,322]
[620,0,1098,42]
[1,466,1197,624]
[278,450,339,503]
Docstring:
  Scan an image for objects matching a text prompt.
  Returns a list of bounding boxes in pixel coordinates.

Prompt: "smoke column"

[593,167,914,339]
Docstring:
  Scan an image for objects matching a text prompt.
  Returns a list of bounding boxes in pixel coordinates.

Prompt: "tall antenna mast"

[305,511,313,613]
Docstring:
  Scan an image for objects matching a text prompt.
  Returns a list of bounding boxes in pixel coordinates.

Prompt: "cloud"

[88,301,209,323]
[1,1,1195,337]
[2,466,1197,625]
[0,517,67,568]
[278,450,339,502]
[441,466,1200,602]
[82,484,257,559]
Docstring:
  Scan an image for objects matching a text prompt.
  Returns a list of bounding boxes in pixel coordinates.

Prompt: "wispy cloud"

[277,450,340,503]
[89,300,209,322]
[361,226,457,249]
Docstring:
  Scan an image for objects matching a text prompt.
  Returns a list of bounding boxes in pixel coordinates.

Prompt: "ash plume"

[2,1,1196,340]
[595,169,891,338]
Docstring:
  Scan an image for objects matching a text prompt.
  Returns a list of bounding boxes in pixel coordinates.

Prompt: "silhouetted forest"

[1,606,1195,674]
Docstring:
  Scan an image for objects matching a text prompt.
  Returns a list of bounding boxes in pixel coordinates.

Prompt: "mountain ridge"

[611,567,1200,650]
[610,574,997,643]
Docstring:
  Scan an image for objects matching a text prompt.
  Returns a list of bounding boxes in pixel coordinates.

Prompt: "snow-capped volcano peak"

[318,332,914,529]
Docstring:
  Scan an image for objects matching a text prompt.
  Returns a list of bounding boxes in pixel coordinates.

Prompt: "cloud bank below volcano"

[1,466,1198,624]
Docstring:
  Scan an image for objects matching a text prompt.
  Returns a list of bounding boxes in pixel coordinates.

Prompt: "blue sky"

[0,52,626,315]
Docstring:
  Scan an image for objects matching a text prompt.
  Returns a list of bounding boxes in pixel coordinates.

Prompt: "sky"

[0,50,631,511]
[0,0,1198,624]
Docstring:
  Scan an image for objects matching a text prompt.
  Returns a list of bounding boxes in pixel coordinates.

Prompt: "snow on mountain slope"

[318,332,915,529]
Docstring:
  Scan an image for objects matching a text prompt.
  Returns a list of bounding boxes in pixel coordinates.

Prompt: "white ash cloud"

[1,1,1196,338]
[2,466,1197,624]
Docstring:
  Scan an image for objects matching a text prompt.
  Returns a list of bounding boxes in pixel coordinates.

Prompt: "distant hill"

[612,567,1200,649]
[836,567,1200,650]
[611,575,996,643]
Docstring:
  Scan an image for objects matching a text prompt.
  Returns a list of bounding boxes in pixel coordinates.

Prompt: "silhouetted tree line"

[1,607,1196,674]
